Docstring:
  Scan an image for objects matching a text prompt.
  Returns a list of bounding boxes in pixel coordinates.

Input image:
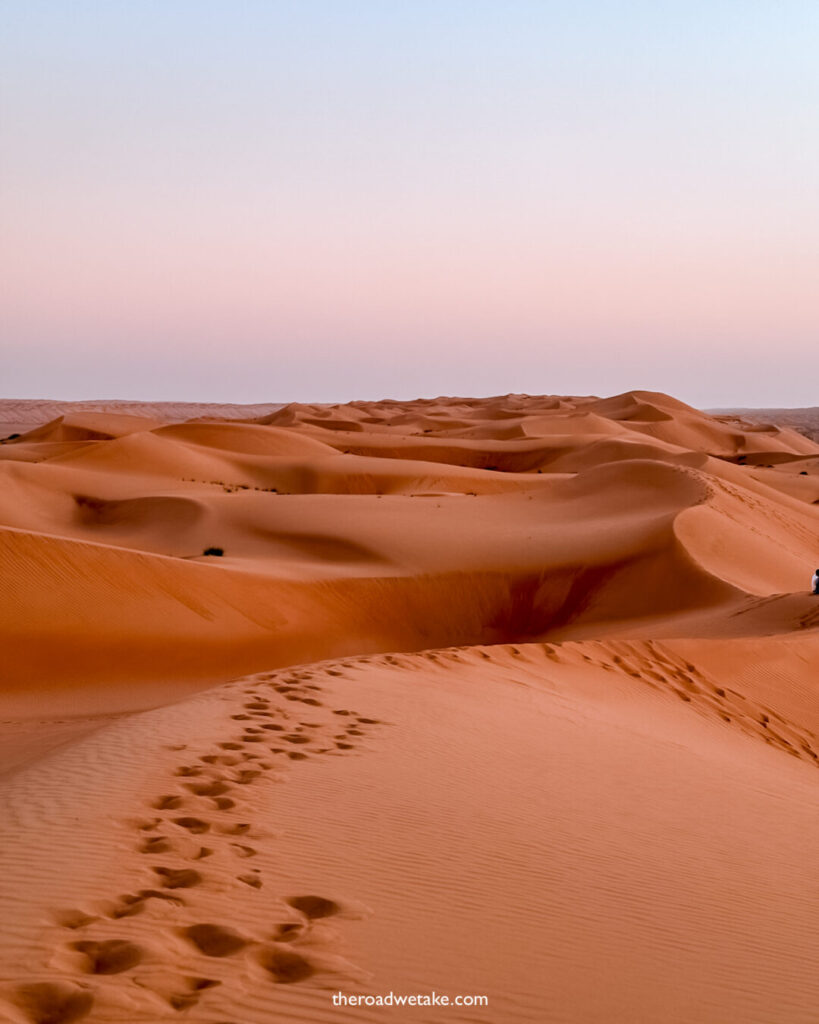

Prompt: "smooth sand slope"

[1,391,819,1023]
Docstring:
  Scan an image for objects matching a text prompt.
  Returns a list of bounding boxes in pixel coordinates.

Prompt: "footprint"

[272,921,306,943]
[135,974,220,1013]
[238,873,262,889]
[213,797,236,810]
[219,823,251,836]
[8,981,94,1023]
[183,923,248,957]
[230,844,257,859]
[257,947,315,984]
[153,867,202,889]
[172,817,210,834]
[72,939,143,975]
[139,835,172,854]
[111,890,185,920]
[152,795,184,811]
[284,735,311,745]
[53,910,98,931]
[110,897,145,920]
[287,895,340,919]
[186,780,230,797]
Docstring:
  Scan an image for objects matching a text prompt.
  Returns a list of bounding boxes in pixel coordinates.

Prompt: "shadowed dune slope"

[2,392,818,699]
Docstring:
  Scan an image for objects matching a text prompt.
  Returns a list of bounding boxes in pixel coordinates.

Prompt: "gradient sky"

[1,1,818,407]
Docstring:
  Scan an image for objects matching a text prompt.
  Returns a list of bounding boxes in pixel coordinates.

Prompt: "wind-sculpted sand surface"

[1,391,819,1022]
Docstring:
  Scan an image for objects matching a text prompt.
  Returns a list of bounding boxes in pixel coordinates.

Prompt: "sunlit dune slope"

[2,391,819,1024]
[3,642,819,1023]
[2,391,818,707]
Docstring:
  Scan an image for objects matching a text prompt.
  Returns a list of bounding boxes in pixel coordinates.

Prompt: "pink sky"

[2,2,818,406]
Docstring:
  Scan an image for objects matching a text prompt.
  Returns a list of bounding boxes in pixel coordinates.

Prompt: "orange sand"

[1,391,818,1023]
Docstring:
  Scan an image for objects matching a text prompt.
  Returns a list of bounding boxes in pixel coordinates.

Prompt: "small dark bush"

[203,547,224,557]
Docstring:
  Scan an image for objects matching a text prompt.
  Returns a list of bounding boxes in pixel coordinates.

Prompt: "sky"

[1,1,818,407]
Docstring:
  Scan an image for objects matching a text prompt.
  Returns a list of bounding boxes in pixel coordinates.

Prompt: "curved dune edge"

[2,391,819,1023]
[2,642,819,1023]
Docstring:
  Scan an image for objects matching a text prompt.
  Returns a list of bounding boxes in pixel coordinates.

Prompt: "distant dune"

[0,398,283,438]
[711,406,819,442]
[1,391,818,1024]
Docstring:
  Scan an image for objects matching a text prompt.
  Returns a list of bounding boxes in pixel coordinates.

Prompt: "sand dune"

[1,390,819,1023]
[0,400,284,438]
[712,405,819,444]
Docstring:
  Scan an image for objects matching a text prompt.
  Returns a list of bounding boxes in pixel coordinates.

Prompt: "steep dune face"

[2,393,818,697]
[2,391,819,1023]
[675,474,819,594]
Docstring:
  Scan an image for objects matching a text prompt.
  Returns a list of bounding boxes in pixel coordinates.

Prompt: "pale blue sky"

[1,2,818,405]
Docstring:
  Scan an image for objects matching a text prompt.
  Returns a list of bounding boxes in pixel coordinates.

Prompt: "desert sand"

[1,390,819,1024]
